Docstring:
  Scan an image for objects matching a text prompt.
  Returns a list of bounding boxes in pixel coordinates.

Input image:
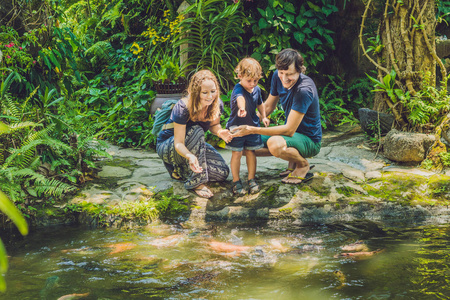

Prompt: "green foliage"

[436,1,450,30]
[0,122,29,293]
[153,187,189,220]
[365,35,384,55]
[319,75,372,129]
[438,152,450,167]
[364,120,381,145]
[421,158,434,170]
[67,188,188,225]
[148,50,186,84]
[368,70,450,129]
[174,0,245,90]
[249,0,337,76]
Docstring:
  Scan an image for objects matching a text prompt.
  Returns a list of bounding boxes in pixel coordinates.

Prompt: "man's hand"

[232,125,253,137]
[262,117,270,127]
[186,154,203,173]
[238,108,247,117]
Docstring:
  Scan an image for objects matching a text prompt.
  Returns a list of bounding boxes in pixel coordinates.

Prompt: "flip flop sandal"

[248,178,260,194]
[279,168,294,177]
[232,180,247,195]
[192,186,213,198]
[279,165,315,177]
[281,172,314,184]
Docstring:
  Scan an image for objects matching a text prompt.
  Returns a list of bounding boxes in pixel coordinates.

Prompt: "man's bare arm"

[264,94,279,116]
[234,109,305,137]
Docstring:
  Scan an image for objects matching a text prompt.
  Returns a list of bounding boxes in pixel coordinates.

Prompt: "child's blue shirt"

[226,83,263,129]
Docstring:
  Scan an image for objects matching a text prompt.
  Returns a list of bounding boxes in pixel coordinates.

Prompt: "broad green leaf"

[48,52,61,69]
[296,16,307,28]
[123,97,132,108]
[266,7,274,20]
[257,8,266,17]
[383,74,392,88]
[0,191,28,236]
[285,2,296,13]
[285,13,295,24]
[0,239,7,273]
[294,32,305,44]
[323,34,334,45]
[0,122,10,134]
[258,18,269,29]
[0,239,7,292]
[43,56,51,70]
[308,19,317,28]
[307,1,321,12]
[304,10,315,17]
[306,39,316,50]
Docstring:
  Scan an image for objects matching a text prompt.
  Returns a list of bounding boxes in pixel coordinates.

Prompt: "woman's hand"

[218,129,233,143]
[186,154,203,173]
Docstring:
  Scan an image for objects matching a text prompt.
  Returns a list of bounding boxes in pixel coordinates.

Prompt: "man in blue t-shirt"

[233,49,322,184]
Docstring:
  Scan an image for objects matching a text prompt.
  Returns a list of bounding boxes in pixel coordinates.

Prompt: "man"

[233,48,322,184]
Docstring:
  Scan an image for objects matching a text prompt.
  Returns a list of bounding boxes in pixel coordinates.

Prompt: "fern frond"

[25,123,54,144]
[6,122,39,134]
[2,94,20,119]
[34,177,76,197]
[85,41,118,67]
[4,139,45,169]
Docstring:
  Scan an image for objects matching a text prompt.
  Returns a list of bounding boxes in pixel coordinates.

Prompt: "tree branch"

[399,6,417,95]
[359,0,389,74]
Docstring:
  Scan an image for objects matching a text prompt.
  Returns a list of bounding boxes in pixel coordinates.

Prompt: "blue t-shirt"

[226,83,263,129]
[156,99,223,145]
[270,70,322,143]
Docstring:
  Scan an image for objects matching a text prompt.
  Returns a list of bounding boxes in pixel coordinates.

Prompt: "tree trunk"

[372,0,436,118]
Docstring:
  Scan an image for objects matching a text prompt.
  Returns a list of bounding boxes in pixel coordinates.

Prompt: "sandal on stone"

[281,172,314,184]
[192,185,213,198]
[279,165,315,177]
[232,180,247,195]
[279,168,294,177]
[248,178,260,194]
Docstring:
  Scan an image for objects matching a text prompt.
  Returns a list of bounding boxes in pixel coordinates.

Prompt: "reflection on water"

[3,223,449,299]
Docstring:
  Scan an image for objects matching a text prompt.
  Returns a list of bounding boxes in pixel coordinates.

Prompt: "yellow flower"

[130,42,143,55]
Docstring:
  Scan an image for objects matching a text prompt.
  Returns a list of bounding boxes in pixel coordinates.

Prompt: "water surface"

[3,222,449,299]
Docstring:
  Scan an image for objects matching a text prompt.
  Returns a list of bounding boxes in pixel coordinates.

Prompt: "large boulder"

[358,108,395,136]
[383,130,435,162]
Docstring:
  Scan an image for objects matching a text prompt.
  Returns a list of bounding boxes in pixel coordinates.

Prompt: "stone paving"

[68,125,450,228]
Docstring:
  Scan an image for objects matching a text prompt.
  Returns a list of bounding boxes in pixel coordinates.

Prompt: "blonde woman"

[156,70,232,198]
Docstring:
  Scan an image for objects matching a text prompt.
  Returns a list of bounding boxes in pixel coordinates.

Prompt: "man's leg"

[266,136,310,183]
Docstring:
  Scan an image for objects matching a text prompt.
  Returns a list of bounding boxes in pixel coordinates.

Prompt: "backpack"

[151,99,179,137]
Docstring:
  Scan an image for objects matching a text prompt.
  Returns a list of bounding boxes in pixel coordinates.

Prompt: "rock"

[365,171,382,180]
[98,166,132,178]
[436,39,450,59]
[382,130,435,162]
[358,108,395,136]
[342,167,365,182]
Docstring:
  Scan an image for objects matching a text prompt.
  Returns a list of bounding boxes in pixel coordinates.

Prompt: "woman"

[156,70,232,198]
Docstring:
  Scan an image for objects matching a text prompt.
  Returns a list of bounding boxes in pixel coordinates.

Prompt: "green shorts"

[261,133,321,158]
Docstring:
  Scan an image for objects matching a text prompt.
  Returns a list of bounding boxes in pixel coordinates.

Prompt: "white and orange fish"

[57,292,90,300]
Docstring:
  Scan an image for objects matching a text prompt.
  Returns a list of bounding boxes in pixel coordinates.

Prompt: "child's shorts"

[226,134,264,152]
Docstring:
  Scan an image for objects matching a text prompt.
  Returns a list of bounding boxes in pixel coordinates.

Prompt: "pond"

[3,222,449,299]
